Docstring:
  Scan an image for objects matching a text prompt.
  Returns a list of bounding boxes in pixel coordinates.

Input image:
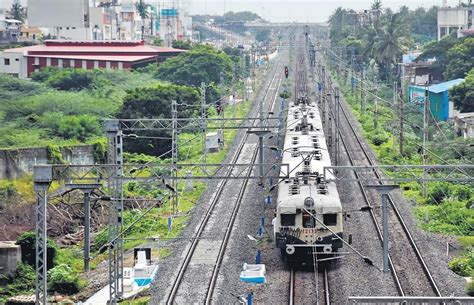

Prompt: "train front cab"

[275,207,343,266]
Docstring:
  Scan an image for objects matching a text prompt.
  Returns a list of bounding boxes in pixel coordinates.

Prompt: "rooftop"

[3,40,185,55]
[411,78,465,94]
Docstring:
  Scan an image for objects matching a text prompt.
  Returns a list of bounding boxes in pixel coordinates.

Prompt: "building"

[408,78,465,122]
[454,112,474,139]
[18,26,42,42]
[0,17,21,43]
[438,5,474,40]
[0,40,185,78]
[399,50,441,95]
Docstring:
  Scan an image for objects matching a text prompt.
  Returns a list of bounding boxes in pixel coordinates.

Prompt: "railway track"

[324,70,442,296]
[289,268,330,305]
[165,56,285,304]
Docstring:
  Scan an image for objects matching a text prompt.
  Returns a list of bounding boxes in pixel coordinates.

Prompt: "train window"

[281,214,295,226]
[302,211,315,228]
[323,214,337,226]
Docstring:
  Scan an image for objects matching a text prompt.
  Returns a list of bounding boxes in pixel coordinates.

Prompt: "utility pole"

[361,65,366,113]
[171,100,178,214]
[423,84,430,197]
[335,88,340,166]
[351,47,355,94]
[396,81,404,156]
[201,82,207,163]
[373,79,378,129]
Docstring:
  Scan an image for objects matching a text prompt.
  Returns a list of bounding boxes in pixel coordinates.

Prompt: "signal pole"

[335,88,340,166]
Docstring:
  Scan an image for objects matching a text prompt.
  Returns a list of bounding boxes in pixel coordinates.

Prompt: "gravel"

[148,53,286,304]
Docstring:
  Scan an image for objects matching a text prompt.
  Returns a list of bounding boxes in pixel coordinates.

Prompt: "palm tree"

[7,2,27,22]
[371,0,382,27]
[372,13,409,80]
[135,0,150,40]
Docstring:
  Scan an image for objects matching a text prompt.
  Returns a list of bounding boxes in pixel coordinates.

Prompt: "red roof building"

[0,40,185,79]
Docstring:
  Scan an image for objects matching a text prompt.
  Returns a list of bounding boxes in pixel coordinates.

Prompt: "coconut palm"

[372,13,409,80]
[135,0,150,40]
[7,2,27,22]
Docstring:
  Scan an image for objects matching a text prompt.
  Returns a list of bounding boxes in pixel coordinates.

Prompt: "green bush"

[57,115,101,141]
[467,278,474,296]
[16,231,58,270]
[48,264,83,294]
[448,254,473,276]
[370,130,389,146]
[0,263,35,302]
[31,67,110,91]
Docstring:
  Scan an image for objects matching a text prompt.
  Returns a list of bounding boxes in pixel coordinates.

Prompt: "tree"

[135,0,150,40]
[172,40,192,50]
[119,83,200,155]
[154,44,233,87]
[450,68,474,113]
[445,37,474,79]
[7,2,26,22]
[16,231,58,270]
[372,13,410,80]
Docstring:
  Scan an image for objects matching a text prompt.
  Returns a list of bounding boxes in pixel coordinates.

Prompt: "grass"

[327,63,474,280]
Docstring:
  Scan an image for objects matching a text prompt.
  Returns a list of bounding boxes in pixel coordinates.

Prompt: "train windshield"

[280,214,295,226]
[323,214,337,226]
[302,211,315,228]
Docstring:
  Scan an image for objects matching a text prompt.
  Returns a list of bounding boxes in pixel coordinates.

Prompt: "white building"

[438,5,474,40]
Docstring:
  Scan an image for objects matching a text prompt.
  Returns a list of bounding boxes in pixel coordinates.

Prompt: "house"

[18,26,42,43]
[399,51,441,95]
[0,17,21,43]
[0,40,185,78]
[454,112,474,139]
[408,78,465,121]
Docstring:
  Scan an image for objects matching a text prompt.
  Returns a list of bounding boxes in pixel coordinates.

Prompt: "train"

[273,49,344,266]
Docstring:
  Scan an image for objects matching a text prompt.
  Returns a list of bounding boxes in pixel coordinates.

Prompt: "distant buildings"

[25,0,193,44]
[0,16,21,43]
[408,78,465,122]
[437,4,474,40]
[0,40,185,78]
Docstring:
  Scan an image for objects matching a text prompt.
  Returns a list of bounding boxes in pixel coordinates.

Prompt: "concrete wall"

[0,241,21,276]
[0,145,95,179]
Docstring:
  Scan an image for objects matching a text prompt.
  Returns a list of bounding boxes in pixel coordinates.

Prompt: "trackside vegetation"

[328,2,473,292]
[0,43,259,300]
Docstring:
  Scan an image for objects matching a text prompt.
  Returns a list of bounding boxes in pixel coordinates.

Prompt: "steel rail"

[165,58,285,304]
[323,268,330,305]
[206,57,286,305]
[335,76,441,296]
[289,268,295,305]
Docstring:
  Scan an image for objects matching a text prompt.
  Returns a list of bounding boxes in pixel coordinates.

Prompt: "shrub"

[16,231,58,270]
[370,131,389,146]
[0,263,35,302]
[48,264,83,294]
[467,277,474,296]
[449,255,473,277]
[57,115,102,141]
[32,67,109,91]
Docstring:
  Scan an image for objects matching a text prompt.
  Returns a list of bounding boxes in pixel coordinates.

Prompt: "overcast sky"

[189,0,458,22]
[1,0,461,23]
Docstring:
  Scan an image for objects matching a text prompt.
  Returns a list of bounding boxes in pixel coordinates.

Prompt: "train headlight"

[286,245,295,255]
[304,197,314,208]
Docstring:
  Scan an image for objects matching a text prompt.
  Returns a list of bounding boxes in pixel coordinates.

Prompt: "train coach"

[274,90,344,266]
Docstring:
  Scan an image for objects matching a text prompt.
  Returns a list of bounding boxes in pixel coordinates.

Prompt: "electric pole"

[335,87,340,166]
[361,65,366,113]
[201,82,207,163]
[423,84,430,197]
[397,81,404,156]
